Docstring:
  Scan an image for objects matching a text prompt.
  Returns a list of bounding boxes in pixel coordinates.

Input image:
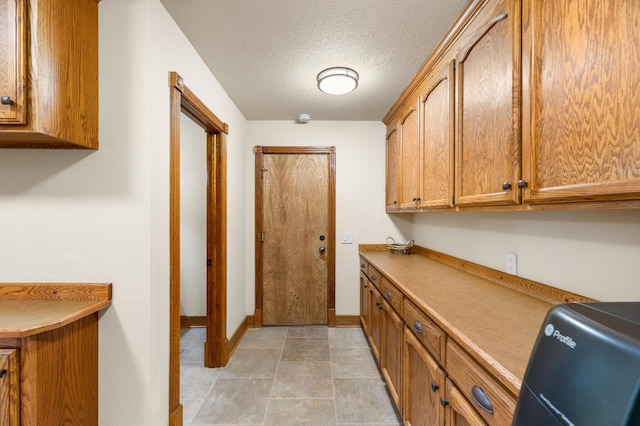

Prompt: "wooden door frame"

[169,72,228,426]
[253,146,336,327]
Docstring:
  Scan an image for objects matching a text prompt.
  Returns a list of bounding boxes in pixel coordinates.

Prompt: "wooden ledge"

[0,283,112,338]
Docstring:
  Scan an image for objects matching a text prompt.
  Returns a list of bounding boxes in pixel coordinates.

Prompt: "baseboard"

[226,316,253,361]
[334,315,361,327]
[180,316,206,328]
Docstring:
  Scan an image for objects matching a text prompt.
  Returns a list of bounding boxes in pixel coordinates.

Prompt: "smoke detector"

[297,113,311,123]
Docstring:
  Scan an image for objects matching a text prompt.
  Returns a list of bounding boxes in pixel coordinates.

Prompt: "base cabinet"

[403,327,446,426]
[0,349,19,426]
[444,379,488,426]
[0,314,99,426]
[381,299,403,410]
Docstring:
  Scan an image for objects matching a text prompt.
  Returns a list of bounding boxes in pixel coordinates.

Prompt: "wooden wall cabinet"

[0,0,99,149]
[454,0,521,207]
[419,59,456,209]
[521,0,640,203]
[398,101,421,209]
[385,0,640,211]
[385,124,401,211]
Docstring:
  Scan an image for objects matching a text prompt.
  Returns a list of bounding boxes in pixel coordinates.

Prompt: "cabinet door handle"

[440,397,448,407]
[413,320,423,334]
[471,385,494,414]
[370,274,376,281]
[431,381,439,392]
[0,369,6,378]
[517,179,528,189]
[386,291,393,300]
[1,96,13,105]
[502,181,512,190]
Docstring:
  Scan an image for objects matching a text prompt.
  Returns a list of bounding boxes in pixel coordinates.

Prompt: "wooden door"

[403,328,446,426]
[521,0,640,203]
[0,0,26,124]
[420,60,455,209]
[255,146,335,326]
[454,0,521,207]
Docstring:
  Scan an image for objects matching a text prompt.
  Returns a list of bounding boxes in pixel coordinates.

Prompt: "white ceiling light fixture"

[317,67,359,95]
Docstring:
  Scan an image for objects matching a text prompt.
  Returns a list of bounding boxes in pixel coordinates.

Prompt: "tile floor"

[180,326,403,426]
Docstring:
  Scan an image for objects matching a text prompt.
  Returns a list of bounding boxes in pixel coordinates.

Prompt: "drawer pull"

[471,385,494,414]
[0,369,6,378]
[386,291,393,300]
[413,320,423,334]
[431,381,439,392]
[371,274,376,281]
[440,397,448,407]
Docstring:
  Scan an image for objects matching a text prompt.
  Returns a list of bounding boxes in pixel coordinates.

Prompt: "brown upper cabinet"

[521,0,640,203]
[385,124,401,211]
[384,0,640,211]
[0,0,99,149]
[420,59,455,209]
[454,0,521,207]
[399,100,421,209]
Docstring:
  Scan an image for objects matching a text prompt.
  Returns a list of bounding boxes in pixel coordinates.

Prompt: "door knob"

[319,246,326,254]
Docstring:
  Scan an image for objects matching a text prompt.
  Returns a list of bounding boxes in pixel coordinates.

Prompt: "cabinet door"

[360,271,369,335]
[381,300,403,411]
[0,0,26,124]
[521,0,640,203]
[386,124,401,210]
[403,328,446,426]
[0,349,19,426]
[420,60,455,209]
[455,0,521,206]
[399,101,421,209]
[445,379,488,426]
[367,285,383,362]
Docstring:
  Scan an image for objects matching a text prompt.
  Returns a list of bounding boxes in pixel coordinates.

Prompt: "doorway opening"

[168,72,228,425]
[254,146,336,327]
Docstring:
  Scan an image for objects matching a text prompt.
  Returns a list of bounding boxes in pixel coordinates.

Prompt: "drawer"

[359,257,369,276]
[381,277,403,313]
[367,266,382,291]
[446,340,517,426]
[403,298,445,362]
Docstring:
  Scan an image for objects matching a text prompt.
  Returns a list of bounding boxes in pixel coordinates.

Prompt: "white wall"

[180,113,207,316]
[0,1,248,425]
[245,121,411,316]
[411,209,640,301]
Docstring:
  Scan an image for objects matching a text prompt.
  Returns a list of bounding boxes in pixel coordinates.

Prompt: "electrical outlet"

[341,232,353,244]
[506,253,517,275]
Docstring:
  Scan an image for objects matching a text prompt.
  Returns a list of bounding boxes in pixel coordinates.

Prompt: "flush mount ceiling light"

[317,67,359,95]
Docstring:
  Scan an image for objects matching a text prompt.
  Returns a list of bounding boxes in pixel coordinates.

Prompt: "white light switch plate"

[341,232,353,244]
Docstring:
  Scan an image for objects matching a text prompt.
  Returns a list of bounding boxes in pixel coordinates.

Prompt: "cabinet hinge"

[452,61,457,71]
[452,195,455,205]
[260,232,265,243]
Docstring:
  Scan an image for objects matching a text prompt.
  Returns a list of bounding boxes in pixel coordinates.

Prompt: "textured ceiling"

[159,0,469,121]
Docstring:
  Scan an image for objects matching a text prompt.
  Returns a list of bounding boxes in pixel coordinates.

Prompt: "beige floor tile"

[271,361,333,398]
[264,399,337,426]
[238,327,289,349]
[333,378,402,424]
[281,337,330,361]
[330,347,380,378]
[220,348,281,378]
[329,327,369,350]
[287,326,329,339]
[191,378,273,425]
